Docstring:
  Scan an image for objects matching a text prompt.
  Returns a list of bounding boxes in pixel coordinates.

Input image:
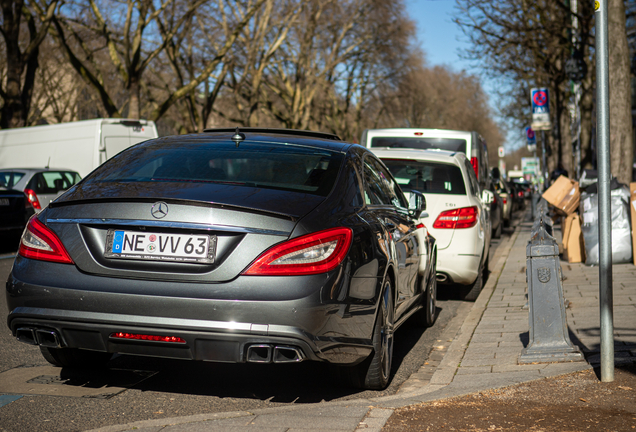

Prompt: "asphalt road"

[0,223,514,432]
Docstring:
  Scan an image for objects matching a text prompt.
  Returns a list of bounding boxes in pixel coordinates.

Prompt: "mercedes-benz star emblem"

[151,202,169,219]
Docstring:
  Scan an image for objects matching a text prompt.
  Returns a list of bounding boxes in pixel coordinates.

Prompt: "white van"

[361,128,490,192]
[0,119,158,177]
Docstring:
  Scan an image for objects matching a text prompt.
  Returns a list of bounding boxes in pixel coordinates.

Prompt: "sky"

[403,0,520,149]
[404,0,470,70]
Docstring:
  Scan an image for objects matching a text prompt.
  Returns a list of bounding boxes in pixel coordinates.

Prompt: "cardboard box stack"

[542,175,585,263]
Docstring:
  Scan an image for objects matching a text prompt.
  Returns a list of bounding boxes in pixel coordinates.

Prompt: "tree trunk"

[608,0,633,184]
[1,0,27,128]
[128,78,141,120]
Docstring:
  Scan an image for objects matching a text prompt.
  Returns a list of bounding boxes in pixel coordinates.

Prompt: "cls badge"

[151,201,169,219]
[537,267,551,283]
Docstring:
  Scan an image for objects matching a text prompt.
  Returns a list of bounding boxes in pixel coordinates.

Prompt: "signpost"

[531,88,551,189]
[595,0,614,383]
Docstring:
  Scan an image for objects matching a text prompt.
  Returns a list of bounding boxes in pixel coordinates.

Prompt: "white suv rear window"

[381,159,466,195]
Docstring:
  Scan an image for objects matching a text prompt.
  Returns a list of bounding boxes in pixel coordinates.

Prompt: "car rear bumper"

[6,259,377,366]
[436,249,481,285]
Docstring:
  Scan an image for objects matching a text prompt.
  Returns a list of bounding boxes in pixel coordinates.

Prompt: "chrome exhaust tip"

[273,346,305,363]
[36,329,61,348]
[16,328,37,345]
[246,344,272,363]
[436,273,448,283]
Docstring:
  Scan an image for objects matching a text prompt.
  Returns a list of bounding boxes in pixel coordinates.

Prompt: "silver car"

[0,168,82,212]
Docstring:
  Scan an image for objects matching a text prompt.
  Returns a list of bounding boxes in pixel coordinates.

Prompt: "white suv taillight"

[432,206,478,229]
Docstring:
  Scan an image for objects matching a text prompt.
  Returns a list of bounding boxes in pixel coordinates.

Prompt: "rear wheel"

[492,220,502,239]
[414,256,437,328]
[423,276,437,327]
[40,346,112,368]
[341,279,394,390]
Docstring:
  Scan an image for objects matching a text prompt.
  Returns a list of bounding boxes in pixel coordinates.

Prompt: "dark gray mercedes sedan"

[6,128,437,390]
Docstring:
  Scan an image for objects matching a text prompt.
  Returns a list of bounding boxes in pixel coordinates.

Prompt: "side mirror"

[406,190,426,219]
[481,189,494,205]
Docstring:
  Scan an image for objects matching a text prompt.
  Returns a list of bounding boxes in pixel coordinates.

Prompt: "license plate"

[104,229,216,263]
[0,198,9,206]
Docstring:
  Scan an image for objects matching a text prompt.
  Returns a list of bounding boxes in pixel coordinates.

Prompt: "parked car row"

[4,127,525,390]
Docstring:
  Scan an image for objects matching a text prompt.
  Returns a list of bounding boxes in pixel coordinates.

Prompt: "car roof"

[364,128,474,139]
[370,148,466,165]
[0,168,78,173]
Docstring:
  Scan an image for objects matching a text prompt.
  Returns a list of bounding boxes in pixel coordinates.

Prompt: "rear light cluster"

[470,157,479,179]
[242,227,352,276]
[110,332,185,344]
[433,206,479,229]
[19,217,74,264]
[24,188,41,210]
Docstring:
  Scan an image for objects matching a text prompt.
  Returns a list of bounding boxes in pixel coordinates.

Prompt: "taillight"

[503,197,508,205]
[470,157,479,179]
[433,206,479,229]
[416,223,425,229]
[24,188,41,210]
[18,216,74,264]
[242,227,352,276]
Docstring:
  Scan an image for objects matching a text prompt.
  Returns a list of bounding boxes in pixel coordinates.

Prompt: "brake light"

[503,197,508,205]
[19,216,74,264]
[433,206,478,229]
[470,157,479,179]
[242,227,352,276]
[416,223,425,229]
[110,332,186,344]
[24,188,41,210]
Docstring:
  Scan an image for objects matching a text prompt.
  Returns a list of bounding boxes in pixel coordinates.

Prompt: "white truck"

[0,118,158,177]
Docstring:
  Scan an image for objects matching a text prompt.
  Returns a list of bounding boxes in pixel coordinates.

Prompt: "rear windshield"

[371,137,467,154]
[0,172,25,189]
[83,140,343,197]
[381,159,466,195]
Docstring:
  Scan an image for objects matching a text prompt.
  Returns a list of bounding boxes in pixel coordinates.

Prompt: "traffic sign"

[531,87,551,130]
[498,146,505,158]
[525,127,537,152]
[525,127,536,144]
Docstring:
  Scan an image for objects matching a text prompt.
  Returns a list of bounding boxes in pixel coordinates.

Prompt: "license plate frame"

[0,198,9,206]
[104,229,217,264]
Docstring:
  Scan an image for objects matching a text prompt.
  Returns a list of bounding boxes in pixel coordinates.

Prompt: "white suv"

[361,128,491,192]
[372,148,492,300]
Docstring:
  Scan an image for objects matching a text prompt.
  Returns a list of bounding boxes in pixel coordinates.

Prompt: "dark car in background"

[0,188,35,245]
[6,128,437,390]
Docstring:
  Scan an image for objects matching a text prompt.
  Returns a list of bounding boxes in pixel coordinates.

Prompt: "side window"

[464,160,480,196]
[27,174,48,194]
[364,157,408,208]
[363,159,389,205]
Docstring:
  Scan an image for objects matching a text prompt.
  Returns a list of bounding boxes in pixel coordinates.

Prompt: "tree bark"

[608,0,633,184]
[1,0,58,128]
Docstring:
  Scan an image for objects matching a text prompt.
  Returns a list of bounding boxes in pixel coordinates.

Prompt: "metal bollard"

[518,218,584,364]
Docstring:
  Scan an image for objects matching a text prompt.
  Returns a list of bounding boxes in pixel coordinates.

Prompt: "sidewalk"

[87,217,636,432]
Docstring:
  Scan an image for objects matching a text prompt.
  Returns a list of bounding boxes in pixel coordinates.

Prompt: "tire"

[40,346,112,368]
[492,220,502,239]
[341,279,394,390]
[413,273,436,328]
[423,275,437,327]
